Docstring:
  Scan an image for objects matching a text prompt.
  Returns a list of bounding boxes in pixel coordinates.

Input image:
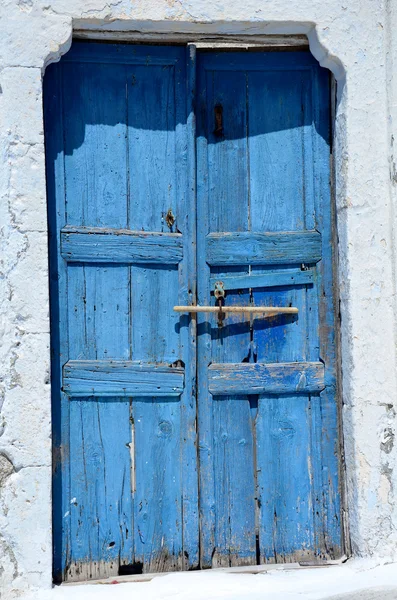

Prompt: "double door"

[45,42,342,582]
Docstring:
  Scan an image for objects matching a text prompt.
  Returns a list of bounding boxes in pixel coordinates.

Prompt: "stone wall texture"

[1,0,397,597]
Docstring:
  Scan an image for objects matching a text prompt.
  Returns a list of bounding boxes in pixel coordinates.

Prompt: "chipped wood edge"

[72,31,310,49]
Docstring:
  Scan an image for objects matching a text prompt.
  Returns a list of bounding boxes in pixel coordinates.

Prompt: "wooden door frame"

[46,37,349,584]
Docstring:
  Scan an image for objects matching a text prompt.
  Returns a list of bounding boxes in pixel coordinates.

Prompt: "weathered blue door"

[46,44,198,582]
[45,43,342,583]
[196,51,341,567]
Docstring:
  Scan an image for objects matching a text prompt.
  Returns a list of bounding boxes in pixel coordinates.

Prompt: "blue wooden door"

[45,43,198,582]
[45,43,342,583]
[196,51,341,567]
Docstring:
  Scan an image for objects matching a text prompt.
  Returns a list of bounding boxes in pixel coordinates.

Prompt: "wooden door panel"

[62,61,129,229]
[196,51,342,566]
[127,64,180,232]
[45,43,198,582]
[67,263,130,361]
[130,265,180,362]
[132,396,184,573]
[248,69,315,232]
[256,396,316,562]
[251,285,309,363]
[68,398,134,581]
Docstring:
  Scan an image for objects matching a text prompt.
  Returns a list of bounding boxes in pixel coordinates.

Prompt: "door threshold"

[62,556,349,586]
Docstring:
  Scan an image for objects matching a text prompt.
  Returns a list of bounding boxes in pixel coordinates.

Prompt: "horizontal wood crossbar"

[61,227,183,264]
[63,360,184,397]
[206,231,322,266]
[208,361,324,395]
[209,268,314,290]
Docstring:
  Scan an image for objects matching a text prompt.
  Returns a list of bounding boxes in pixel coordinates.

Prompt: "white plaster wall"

[1,0,397,596]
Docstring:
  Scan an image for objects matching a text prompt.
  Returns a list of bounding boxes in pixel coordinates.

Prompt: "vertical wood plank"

[249,69,316,561]
[126,46,196,572]
[197,60,256,567]
[180,44,199,569]
[249,63,305,563]
[196,63,215,566]
[63,53,133,577]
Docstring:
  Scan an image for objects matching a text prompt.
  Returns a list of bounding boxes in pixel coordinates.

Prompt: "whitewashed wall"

[1,0,397,596]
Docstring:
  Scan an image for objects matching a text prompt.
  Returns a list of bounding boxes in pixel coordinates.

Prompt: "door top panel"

[62,42,184,65]
[198,50,320,70]
[54,43,187,232]
[197,50,329,236]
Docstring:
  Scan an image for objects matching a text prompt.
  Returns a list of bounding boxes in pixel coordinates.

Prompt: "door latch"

[174,281,299,326]
[214,281,225,327]
[214,281,225,301]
